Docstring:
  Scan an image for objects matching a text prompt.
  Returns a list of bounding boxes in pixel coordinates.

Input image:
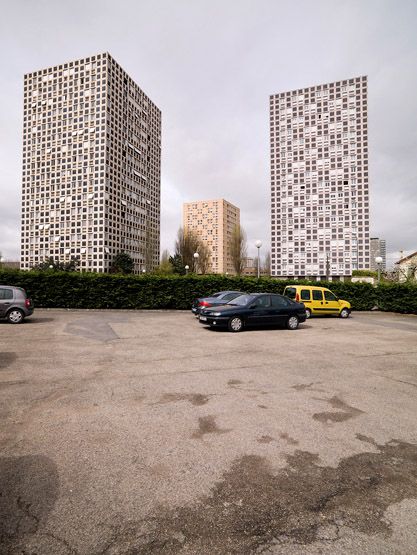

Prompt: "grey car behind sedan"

[0,285,34,323]
[191,291,244,315]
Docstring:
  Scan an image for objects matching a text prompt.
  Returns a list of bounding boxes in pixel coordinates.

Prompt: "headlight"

[212,312,221,316]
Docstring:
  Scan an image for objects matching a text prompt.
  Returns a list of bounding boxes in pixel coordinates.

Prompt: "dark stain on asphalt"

[258,405,268,409]
[257,435,274,444]
[0,455,59,552]
[117,438,417,554]
[158,393,210,406]
[0,352,17,369]
[192,416,231,439]
[313,396,364,424]
[279,432,299,445]
[228,379,243,386]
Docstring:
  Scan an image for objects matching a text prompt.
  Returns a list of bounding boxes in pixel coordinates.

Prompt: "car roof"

[285,285,329,290]
[0,285,23,290]
[249,292,283,296]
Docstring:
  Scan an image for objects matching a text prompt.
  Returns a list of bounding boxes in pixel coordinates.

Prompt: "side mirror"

[249,304,256,309]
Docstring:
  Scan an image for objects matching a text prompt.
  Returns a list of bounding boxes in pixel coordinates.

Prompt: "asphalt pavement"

[1,309,417,554]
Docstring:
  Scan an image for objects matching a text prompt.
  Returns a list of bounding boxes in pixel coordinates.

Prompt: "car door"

[0,288,14,317]
[270,295,292,325]
[311,289,325,313]
[246,295,272,326]
[323,289,341,314]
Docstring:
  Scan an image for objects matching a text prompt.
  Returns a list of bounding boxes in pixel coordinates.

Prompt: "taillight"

[296,293,300,302]
[199,301,211,307]
[25,299,31,308]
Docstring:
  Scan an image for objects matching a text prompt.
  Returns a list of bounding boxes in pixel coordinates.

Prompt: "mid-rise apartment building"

[370,237,386,270]
[183,199,240,274]
[21,52,161,273]
[270,76,369,278]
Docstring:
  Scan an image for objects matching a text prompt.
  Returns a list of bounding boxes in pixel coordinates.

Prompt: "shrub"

[0,270,415,314]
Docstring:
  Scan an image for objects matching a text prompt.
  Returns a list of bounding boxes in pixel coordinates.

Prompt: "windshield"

[227,294,254,306]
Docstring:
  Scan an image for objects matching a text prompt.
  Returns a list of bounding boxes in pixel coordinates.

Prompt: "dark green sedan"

[198,293,306,332]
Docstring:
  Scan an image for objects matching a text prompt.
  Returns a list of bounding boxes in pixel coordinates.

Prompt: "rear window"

[300,289,311,301]
[285,287,297,300]
[312,290,323,301]
[222,292,240,301]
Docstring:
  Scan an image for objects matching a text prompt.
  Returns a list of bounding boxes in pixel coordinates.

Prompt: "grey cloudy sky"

[1,0,416,265]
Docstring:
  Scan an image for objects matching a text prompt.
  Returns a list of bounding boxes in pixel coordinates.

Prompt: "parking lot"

[1,309,417,554]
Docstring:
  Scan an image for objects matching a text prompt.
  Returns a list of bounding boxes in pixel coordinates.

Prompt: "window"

[252,296,271,308]
[312,290,323,301]
[271,295,290,308]
[0,288,13,300]
[285,287,296,300]
[300,289,311,301]
[324,290,337,301]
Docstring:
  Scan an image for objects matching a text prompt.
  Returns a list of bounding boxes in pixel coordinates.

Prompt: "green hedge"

[0,270,416,314]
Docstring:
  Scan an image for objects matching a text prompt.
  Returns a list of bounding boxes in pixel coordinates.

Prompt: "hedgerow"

[0,270,415,314]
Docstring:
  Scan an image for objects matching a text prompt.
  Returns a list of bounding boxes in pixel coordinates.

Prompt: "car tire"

[339,308,350,319]
[7,309,25,324]
[305,308,312,319]
[286,315,299,330]
[228,316,243,332]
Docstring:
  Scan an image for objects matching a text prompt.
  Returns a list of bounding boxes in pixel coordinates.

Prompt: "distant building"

[242,257,256,276]
[370,238,386,270]
[183,199,240,274]
[396,251,417,282]
[270,76,370,279]
[21,52,161,273]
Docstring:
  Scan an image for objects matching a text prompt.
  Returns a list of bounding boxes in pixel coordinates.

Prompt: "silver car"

[0,285,34,324]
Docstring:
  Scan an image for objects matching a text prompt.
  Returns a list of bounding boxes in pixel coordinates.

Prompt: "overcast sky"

[1,0,416,266]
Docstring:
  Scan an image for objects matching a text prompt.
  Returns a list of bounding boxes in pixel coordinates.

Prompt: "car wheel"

[305,308,312,319]
[339,308,350,319]
[228,316,243,332]
[286,315,299,330]
[7,309,25,324]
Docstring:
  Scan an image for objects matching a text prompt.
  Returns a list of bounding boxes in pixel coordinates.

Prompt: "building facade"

[396,251,417,282]
[370,237,386,270]
[21,52,161,273]
[183,199,240,274]
[270,76,369,278]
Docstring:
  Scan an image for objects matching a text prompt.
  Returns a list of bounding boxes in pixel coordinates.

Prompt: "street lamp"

[375,256,383,283]
[185,264,189,275]
[142,268,146,274]
[193,252,199,274]
[255,240,262,278]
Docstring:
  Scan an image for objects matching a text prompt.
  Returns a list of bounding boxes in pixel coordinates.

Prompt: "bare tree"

[175,227,212,274]
[229,225,247,275]
[263,252,271,276]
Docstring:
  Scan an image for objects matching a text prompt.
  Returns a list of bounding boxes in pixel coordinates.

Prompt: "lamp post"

[185,264,189,275]
[193,252,199,274]
[375,256,383,283]
[255,240,262,278]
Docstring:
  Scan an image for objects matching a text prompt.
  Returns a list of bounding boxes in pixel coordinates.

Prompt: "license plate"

[199,316,207,322]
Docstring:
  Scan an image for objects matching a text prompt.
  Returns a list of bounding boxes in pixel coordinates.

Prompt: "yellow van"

[284,285,351,319]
